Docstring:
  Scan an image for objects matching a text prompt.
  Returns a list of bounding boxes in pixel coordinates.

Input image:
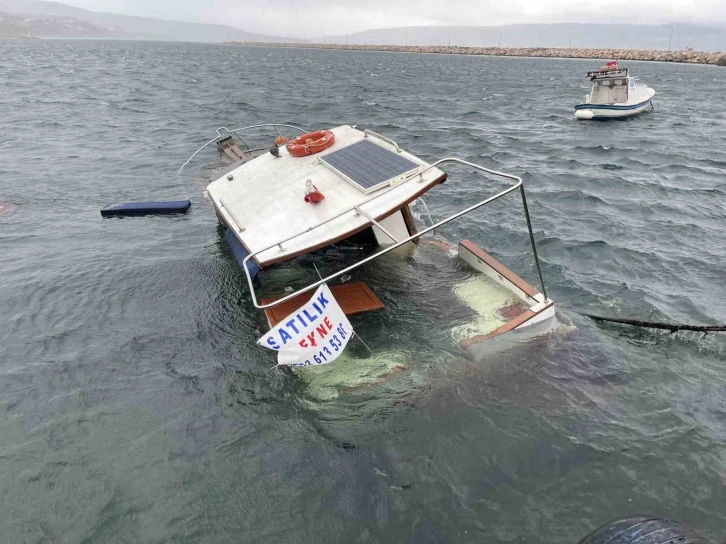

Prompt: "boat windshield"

[593,78,627,87]
[591,78,629,103]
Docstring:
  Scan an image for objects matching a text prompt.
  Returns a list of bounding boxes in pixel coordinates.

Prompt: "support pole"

[520,186,548,301]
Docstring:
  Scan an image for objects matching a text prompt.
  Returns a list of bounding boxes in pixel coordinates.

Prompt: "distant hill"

[1,0,724,51]
[313,23,726,52]
[0,12,31,36]
[0,10,127,38]
[0,0,293,42]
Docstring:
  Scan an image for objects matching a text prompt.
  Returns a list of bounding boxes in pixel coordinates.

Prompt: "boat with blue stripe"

[574,61,655,120]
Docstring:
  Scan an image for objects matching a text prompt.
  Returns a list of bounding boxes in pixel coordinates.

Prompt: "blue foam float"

[100,200,191,217]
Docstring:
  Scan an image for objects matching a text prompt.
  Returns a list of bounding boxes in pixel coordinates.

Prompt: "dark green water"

[2,41,726,543]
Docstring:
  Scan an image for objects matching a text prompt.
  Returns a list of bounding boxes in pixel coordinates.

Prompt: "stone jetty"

[226,42,726,66]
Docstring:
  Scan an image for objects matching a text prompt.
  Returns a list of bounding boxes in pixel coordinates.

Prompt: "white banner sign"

[258,284,353,367]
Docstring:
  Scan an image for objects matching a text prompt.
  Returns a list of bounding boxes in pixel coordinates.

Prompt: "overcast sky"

[59,0,726,36]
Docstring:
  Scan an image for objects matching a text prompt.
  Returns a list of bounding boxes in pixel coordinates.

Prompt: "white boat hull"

[575,88,655,120]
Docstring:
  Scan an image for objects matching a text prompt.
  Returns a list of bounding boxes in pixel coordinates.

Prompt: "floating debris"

[0,201,18,216]
[100,200,191,217]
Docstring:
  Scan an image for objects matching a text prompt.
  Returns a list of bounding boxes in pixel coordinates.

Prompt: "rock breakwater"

[226,42,726,66]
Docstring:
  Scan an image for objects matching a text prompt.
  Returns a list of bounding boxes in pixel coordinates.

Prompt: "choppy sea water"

[2,40,726,542]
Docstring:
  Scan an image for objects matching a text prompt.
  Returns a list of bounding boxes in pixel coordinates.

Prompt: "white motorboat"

[575,61,655,120]
[182,124,559,365]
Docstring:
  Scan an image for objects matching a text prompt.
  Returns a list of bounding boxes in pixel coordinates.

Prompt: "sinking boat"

[182,124,558,363]
[575,61,655,120]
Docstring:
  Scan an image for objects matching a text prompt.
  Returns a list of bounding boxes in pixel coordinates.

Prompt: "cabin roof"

[206,125,446,267]
[587,68,629,80]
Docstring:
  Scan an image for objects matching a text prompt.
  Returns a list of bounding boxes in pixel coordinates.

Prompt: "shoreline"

[225,41,726,66]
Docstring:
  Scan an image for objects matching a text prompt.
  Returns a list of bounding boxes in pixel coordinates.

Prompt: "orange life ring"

[286,130,335,157]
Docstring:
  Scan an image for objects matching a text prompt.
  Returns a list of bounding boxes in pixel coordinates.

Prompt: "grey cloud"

[50,0,726,37]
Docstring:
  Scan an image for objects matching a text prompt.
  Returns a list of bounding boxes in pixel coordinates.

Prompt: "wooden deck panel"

[262,281,384,327]
[222,146,240,160]
[459,301,554,346]
[459,240,540,299]
[460,310,537,347]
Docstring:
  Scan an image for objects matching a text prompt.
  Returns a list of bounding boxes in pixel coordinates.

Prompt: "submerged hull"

[455,240,558,360]
[261,238,560,394]
[189,123,559,383]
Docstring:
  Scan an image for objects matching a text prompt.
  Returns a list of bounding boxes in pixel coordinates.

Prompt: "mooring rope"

[582,314,726,333]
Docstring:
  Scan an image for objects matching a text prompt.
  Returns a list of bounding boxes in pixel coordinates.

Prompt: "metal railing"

[241,158,548,309]
[179,123,308,173]
[363,129,402,153]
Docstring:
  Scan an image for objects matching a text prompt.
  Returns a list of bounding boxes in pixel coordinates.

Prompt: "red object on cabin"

[304,187,325,204]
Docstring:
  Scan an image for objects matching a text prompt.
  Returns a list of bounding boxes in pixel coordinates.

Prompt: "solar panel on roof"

[321,139,421,194]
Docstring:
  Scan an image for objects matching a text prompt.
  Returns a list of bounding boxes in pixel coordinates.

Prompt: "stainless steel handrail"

[363,129,401,153]
[214,127,250,150]
[179,123,308,173]
[355,206,399,243]
[219,198,244,233]
[241,158,548,309]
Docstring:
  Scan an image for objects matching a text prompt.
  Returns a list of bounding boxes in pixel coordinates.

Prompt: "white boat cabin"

[588,74,633,104]
[205,125,445,268]
[585,66,635,104]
